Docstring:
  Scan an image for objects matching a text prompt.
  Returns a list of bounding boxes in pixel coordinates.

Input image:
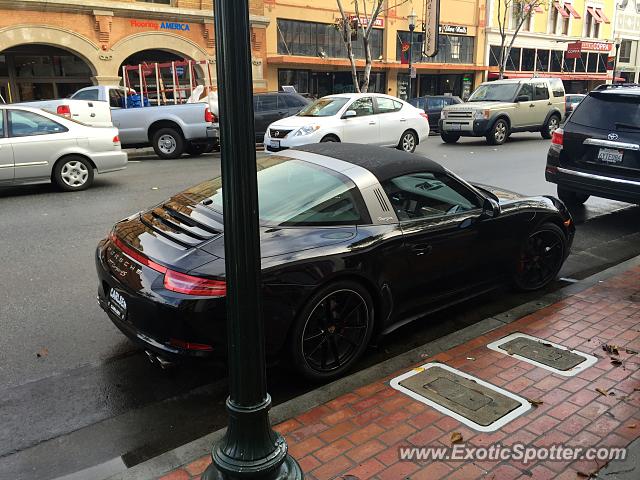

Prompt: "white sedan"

[264,93,430,153]
[0,105,127,191]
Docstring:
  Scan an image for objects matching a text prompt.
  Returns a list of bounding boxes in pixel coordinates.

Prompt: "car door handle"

[547,102,553,106]
[411,244,433,255]
[400,118,407,122]
[369,121,376,125]
[529,104,535,108]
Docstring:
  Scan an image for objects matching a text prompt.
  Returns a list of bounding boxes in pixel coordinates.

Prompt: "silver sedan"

[0,106,127,191]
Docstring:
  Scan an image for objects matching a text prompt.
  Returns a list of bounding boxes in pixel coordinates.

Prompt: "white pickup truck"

[13,98,113,127]
[70,86,219,159]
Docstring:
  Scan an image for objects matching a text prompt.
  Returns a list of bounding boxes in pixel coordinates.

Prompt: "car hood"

[445,101,514,111]
[269,114,335,129]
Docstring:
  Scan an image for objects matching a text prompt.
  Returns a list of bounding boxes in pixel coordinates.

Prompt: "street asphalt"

[1,133,639,480]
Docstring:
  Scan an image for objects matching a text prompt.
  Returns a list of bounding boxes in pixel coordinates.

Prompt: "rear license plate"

[597,148,623,164]
[108,287,127,321]
[448,124,462,131]
[269,139,280,149]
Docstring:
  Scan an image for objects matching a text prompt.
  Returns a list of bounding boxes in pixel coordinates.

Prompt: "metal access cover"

[390,363,530,432]
[487,332,598,376]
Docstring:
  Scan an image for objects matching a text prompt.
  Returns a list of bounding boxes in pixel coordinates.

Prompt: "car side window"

[257,95,278,112]
[284,95,305,108]
[382,172,481,221]
[9,110,68,137]
[518,83,534,101]
[348,97,374,116]
[376,97,401,113]
[427,98,445,110]
[549,78,565,97]
[534,83,550,101]
[73,89,99,101]
[109,89,123,108]
[0,111,4,137]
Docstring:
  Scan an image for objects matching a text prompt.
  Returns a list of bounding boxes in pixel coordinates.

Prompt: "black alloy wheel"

[541,114,561,139]
[514,223,566,291]
[440,132,460,144]
[290,281,374,380]
[486,119,509,145]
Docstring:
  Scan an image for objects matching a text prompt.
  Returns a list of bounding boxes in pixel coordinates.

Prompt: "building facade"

[264,0,488,100]
[485,0,617,93]
[614,0,640,83]
[0,0,269,102]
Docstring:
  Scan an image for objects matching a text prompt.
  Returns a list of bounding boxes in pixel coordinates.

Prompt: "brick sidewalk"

[161,266,640,480]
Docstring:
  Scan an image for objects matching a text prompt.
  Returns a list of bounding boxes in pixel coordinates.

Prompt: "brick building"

[0,0,268,102]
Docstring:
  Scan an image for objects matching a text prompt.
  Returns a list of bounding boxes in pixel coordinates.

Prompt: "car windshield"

[570,93,640,131]
[297,97,349,117]
[182,156,366,226]
[468,83,519,102]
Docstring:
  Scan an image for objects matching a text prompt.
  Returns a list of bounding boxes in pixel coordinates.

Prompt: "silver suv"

[439,78,565,145]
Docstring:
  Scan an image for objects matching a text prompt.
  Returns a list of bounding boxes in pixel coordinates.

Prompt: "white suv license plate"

[269,139,280,149]
[597,148,623,164]
[448,124,462,131]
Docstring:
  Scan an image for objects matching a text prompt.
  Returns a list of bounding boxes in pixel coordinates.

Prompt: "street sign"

[423,0,440,57]
[410,66,417,79]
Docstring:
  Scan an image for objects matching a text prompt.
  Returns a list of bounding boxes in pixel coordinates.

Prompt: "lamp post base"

[202,454,303,480]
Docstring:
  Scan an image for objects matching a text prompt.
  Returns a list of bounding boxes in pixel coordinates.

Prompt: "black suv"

[545,84,640,205]
[253,92,311,143]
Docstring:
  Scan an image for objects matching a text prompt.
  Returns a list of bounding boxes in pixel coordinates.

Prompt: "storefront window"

[397,33,474,64]
[278,69,310,94]
[575,53,588,73]
[597,53,608,73]
[535,50,549,72]
[586,53,598,73]
[521,48,535,71]
[277,19,383,60]
[550,51,563,72]
[0,54,9,77]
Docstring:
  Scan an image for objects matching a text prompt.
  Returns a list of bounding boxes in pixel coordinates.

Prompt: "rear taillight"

[169,338,214,351]
[205,107,217,123]
[551,127,564,150]
[57,105,71,118]
[109,232,226,297]
[113,135,120,144]
[420,112,429,122]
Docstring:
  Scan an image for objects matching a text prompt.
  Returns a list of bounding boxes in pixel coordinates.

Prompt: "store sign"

[580,41,612,52]
[439,24,468,35]
[346,15,385,28]
[423,0,440,57]
[566,41,582,59]
[129,20,191,31]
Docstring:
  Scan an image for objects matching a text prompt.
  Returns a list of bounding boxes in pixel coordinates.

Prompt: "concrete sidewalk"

[109,257,640,480]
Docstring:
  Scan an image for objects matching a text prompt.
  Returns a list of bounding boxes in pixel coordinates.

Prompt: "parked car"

[254,92,311,143]
[545,84,640,206]
[0,105,126,191]
[96,143,574,380]
[71,86,219,159]
[564,94,586,119]
[409,95,462,132]
[264,93,430,153]
[439,78,565,145]
[13,97,113,128]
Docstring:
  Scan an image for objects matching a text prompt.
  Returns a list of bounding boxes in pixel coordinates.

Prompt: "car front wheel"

[513,223,566,291]
[487,119,509,145]
[53,156,94,191]
[440,132,460,144]
[289,280,374,381]
[152,128,185,159]
[541,114,561,139]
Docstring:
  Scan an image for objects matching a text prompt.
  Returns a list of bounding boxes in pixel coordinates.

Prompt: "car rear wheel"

[557,186,590,206]
[290,280,374,380]
[152,128,184,159]
[513,223,566,291]
[487,119,509,145]
[53,156,94,191]
[186,144,205,157]
[541,114,561,139]
[397,130,418,153]
[440,132,460,144]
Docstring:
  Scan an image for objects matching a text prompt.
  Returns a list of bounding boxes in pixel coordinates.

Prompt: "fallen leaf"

[602,344,620,355]
[36,347,48,358]
[151,187,159,190]
[628,424,637,429]
[596,387,608,396]
[626,348,638,355]
[576,472,593,478]
[507,348,514,356]
[611,359,623,367]
[450,432,463,444]
[528,398,544,407]
[466,357,475,361]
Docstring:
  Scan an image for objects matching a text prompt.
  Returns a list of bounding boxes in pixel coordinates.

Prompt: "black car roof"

[292,143,445,182]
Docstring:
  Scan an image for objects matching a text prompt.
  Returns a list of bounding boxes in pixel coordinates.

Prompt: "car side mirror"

[480,197,501,219]
[516,95,530,103]
[343,110,357,119]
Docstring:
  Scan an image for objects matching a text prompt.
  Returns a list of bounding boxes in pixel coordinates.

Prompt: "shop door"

[0,80,12,103]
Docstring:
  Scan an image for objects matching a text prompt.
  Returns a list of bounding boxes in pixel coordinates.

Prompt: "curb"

[107,253,640,480]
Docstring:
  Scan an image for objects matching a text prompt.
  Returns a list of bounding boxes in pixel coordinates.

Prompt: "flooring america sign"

[130,20,191,31]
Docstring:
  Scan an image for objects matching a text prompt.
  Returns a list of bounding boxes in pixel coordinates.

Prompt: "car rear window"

[569,93,640,131]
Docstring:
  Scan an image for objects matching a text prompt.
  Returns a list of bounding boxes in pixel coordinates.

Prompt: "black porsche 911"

[96,143,575,380]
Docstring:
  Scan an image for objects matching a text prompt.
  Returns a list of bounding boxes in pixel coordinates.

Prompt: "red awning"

[554,2,570,18]
[565,3,582,19]
[490,72,619,81]
[587,6,604,23]
[596,8,610,23]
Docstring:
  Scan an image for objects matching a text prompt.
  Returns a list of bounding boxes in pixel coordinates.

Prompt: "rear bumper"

[92,151,128,173]
[546,152,640,204]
